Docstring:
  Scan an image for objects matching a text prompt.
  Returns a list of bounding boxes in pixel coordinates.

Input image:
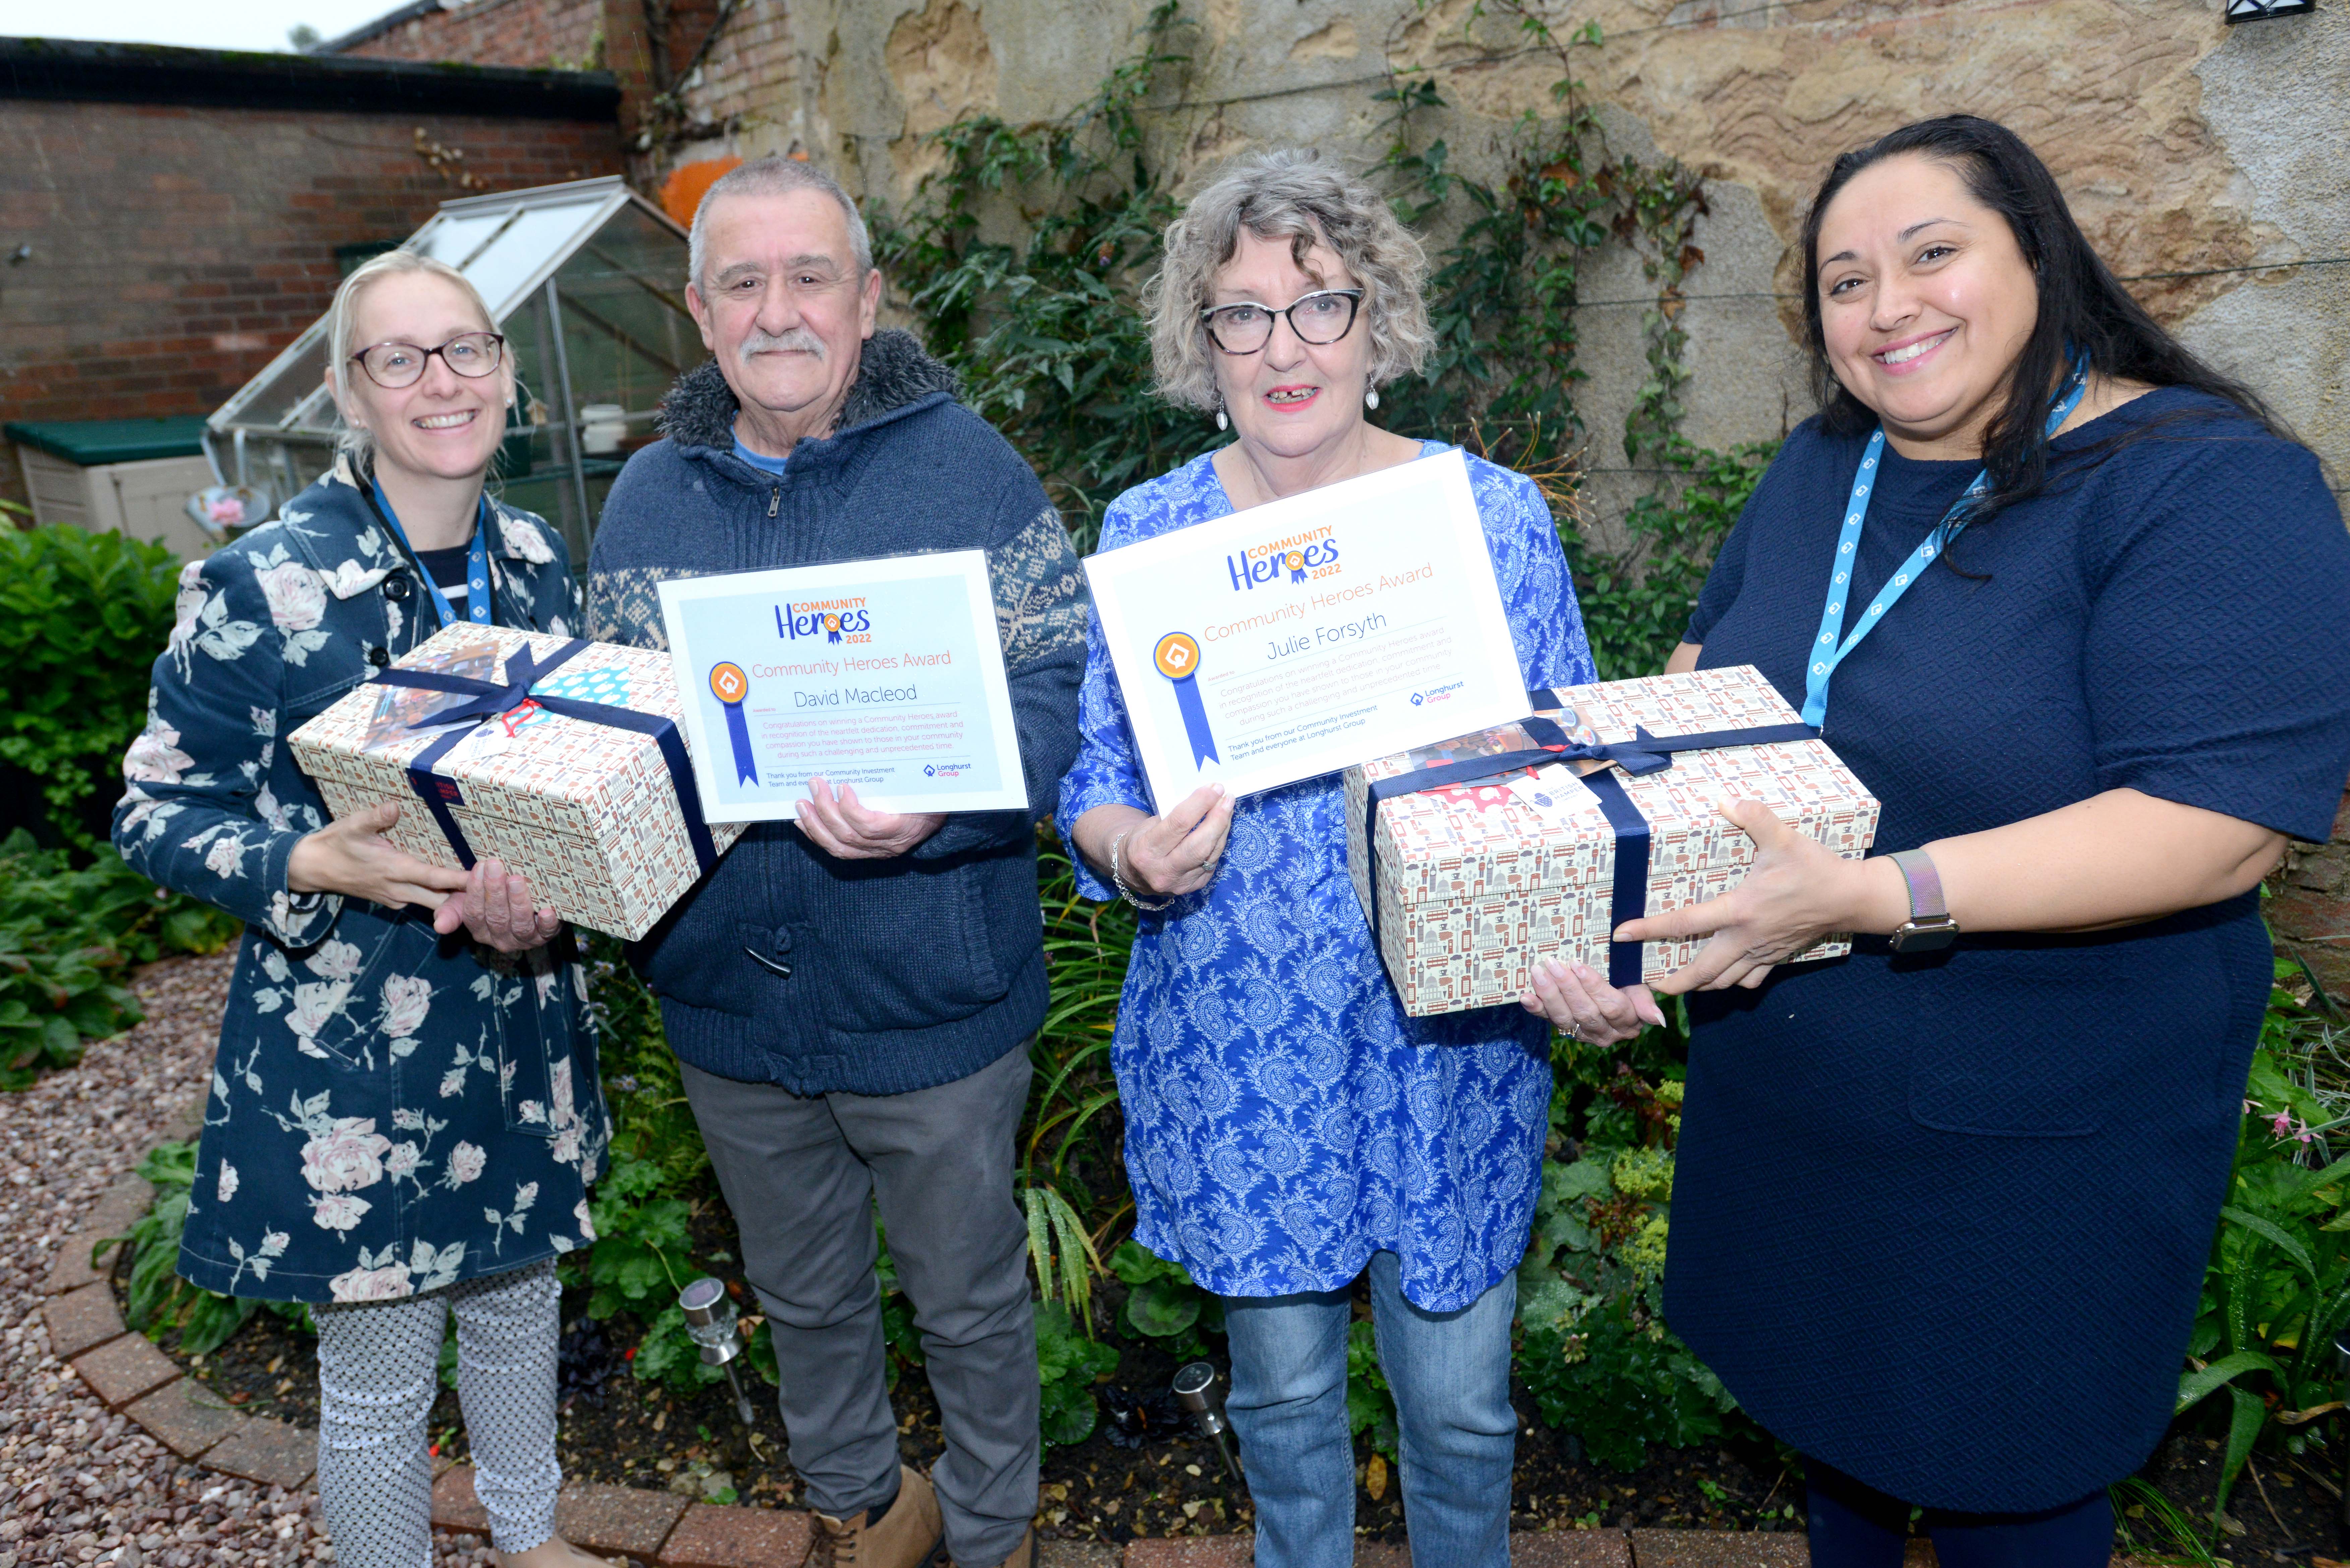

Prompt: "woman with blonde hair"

[115,249,609,1568]
[1059,149,1621,1568]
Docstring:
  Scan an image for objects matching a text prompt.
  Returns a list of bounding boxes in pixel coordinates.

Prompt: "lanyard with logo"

[373,480,494,630]
[1799,361,2090,727]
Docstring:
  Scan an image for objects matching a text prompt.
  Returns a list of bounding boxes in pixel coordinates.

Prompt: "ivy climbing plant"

[1369,0,1778,679]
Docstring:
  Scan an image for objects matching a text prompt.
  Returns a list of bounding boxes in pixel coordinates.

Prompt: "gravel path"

[0,951,501,1568]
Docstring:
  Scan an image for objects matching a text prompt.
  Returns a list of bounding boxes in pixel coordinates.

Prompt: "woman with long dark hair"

[1560,115,2350,1563]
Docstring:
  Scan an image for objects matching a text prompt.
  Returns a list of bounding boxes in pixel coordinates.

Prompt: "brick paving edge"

[74,1103,2170,1568]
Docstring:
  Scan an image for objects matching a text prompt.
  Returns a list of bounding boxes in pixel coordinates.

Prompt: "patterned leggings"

[314,1259,563,1568]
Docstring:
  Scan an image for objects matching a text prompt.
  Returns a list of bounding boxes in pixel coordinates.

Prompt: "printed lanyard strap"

[1799,363,2089,727]
[373,480,494,629]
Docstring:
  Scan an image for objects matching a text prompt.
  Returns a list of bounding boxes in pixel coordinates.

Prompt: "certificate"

[657,551,1028,823]
[1084,447,1530,808]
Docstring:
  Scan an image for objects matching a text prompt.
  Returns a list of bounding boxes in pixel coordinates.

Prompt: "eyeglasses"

[1199,290,1363,355]
[350,332,506,389]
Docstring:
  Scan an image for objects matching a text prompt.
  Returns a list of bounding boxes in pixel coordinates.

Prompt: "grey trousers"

[679,1044,1039,1564]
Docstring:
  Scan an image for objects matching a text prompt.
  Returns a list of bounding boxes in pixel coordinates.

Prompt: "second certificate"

[1085,447,1531,808]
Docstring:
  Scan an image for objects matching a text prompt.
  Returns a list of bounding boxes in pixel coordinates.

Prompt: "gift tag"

[1506,764,1605,826]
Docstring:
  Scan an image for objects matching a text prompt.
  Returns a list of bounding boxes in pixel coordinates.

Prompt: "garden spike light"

[679,1276,758,1427]
[1171,1361,1244,1485]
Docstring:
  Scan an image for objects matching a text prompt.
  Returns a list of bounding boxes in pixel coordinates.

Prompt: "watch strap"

[1888,848,1947,923]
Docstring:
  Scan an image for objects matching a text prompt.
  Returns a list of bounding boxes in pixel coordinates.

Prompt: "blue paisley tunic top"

[1059,445,1595,1311]
[113,459,609,1305]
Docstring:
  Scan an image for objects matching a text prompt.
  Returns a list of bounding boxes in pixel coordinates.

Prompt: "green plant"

[1346,1319,1399,1460]
[1519,1294,1731,1471]
[0,523,183,848]
[0,832,238,1089]
[1577,439,1776,680]
[872,3,1208,549]
[1513,998,1736,1468]
[1107,1238,1221,1362]
[2169,958,2350,1529]
[1371,12,1767,680]
[107,1142,263,1354]
[573,936,747,1395]
[1036,1299,1117,1448]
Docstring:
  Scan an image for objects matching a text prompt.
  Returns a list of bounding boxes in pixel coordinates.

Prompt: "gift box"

[1344,664,1880,1017]
[290,625,744,941]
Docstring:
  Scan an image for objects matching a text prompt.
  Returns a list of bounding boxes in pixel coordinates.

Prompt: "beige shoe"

[495,1540,615,1568]
[953,1527,1033,1568]
[812,1464,946,1568]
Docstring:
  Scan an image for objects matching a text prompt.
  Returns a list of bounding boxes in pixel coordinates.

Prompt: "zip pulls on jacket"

[768,486,780,518]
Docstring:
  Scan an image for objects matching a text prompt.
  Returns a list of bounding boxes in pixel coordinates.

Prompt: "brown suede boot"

[811,1465,945,1568]
[953,1528,1033,1568]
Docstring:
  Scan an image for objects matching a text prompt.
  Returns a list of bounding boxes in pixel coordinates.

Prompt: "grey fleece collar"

[656,328,960,453]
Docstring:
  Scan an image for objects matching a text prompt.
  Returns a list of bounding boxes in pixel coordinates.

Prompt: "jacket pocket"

[1904,931,2225,1139]
[804,862,1009,1033]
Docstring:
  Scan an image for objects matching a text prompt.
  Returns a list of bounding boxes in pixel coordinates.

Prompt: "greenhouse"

[203,175,695,558]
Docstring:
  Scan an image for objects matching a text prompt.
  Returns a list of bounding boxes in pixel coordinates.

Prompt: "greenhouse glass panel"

[204,177,689,563]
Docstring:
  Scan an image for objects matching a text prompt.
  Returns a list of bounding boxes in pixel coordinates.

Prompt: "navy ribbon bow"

[1362,690,1817,990]
[375,638,720,877]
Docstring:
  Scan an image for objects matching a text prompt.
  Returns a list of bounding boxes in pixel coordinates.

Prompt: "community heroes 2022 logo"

[1225,523,1339,590]
[775,596,873,645]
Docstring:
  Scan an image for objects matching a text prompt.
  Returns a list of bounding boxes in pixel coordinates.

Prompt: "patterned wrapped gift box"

[290,626,744,941]
[1344,664,1881,1017]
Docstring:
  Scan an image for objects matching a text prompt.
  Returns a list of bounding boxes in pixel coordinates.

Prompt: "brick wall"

[338,0,606,71]
[0,99,623,507]
[335,1,726,132]
[2273,792,2350,1002]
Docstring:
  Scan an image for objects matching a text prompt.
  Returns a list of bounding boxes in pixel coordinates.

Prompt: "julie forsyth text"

[1267,611,1389,663]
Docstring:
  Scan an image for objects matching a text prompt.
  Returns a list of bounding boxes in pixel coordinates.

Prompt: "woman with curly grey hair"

[1058,149,1616,1568]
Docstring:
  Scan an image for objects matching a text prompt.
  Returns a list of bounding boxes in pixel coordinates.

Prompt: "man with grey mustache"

[585,158,1088,1568]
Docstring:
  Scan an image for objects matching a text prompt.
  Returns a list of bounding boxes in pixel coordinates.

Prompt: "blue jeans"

[1805,1459,2114,1568]
[1223,1252,1517,1568]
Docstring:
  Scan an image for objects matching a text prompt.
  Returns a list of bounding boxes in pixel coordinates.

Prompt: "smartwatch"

[1887,848,1960,953]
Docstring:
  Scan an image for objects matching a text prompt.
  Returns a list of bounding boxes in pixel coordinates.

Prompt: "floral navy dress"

[1059,445,1595,1311]
[113,458,608,1305]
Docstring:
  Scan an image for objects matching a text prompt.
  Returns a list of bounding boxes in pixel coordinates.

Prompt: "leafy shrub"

[1574,439,1777,680]
[1107,1239,1222,1363]
[0,832,238,1089]
[871,2,1205,550]
[112,1141,256,1353]
[0,523,183,848]
[1037,1299,1117,1447]
[1519,1294,1730,1470]
[1514,1002,1735,1468]
[103,1141,306,1354]
[2169,956,2350,1526]
[1346,1319,1399,1459]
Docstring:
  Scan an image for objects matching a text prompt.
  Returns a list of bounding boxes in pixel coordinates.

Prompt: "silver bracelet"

[1109,829,1174,912]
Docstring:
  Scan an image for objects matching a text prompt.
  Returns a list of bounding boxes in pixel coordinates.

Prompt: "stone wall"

[637,0,2344,482]
[634,0,2348,986]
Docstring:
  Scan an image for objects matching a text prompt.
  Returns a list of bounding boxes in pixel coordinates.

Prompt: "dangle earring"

[1365,383,1380,411]
[1214,397,1228,431]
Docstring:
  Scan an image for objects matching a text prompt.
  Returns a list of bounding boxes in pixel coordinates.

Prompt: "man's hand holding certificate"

[1084,448,1530,805]
[658,551,1028,824]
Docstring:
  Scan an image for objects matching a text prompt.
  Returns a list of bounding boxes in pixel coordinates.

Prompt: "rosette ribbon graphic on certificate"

[1154,632,1218,766]
[708,662,759,783]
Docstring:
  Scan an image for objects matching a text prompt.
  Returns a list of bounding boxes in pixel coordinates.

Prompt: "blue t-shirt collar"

[732,416,793,476]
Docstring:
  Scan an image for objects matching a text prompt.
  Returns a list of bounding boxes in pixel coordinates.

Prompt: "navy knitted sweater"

[588,331,1090,1094]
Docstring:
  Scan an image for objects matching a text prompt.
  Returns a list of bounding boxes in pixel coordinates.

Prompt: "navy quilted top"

[1662,386,2350,1510]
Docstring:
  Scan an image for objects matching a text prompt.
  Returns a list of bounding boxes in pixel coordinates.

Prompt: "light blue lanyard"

[373,480,493,630]
[1800,364,2090,727]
